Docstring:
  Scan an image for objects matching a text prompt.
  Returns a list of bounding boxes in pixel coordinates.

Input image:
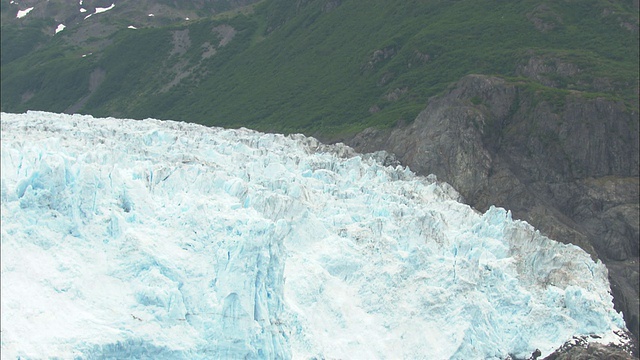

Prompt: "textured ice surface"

[0,112,628,359]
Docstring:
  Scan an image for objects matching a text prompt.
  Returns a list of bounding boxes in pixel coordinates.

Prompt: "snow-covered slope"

[0,111,628,359]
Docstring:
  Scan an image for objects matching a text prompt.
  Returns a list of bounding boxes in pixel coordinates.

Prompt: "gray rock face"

[542,335,637,360]
[346,74,640,344]
[543,343,634,360]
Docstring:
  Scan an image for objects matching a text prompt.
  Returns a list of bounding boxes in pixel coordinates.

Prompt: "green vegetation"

[1,25,48,66]
[84,28,173,117]
[1,0,638,140]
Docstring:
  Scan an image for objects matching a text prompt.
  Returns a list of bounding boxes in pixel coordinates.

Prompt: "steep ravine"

[345,74,640,346]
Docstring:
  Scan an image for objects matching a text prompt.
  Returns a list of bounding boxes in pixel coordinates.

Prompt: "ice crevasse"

[0,111,629,359]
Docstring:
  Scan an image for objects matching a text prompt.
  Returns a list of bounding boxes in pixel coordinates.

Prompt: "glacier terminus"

[0,111,630,359]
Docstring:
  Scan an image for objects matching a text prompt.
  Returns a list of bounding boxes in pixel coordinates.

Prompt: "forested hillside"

[2,0,637,139]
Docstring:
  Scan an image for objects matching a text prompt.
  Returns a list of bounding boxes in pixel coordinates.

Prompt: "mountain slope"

[1,0,638,137]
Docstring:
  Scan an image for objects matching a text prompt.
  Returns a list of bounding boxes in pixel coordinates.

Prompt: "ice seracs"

[0,111,630,359]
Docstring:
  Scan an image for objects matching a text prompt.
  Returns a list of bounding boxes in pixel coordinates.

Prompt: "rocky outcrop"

[346,74,640,345]
[544,342,635,360]
[543,334,637,360]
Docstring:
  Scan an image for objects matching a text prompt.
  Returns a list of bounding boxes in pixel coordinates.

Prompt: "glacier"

[0,111,629,359]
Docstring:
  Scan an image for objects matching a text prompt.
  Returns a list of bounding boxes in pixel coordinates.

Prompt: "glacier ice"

[0,111,628,359]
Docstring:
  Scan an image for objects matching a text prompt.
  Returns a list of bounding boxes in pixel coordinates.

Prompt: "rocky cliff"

[346,74,640,345]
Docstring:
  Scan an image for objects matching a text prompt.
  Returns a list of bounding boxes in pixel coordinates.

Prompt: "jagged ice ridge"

[0,111,628,359]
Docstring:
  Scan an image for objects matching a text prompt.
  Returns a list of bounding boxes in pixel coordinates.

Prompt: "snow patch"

[84,3,114,19]
[55,24,66,34]
[80,8,87,13]
[16,7,34,18]
[128,26,137,30]
[95,3,115,14]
